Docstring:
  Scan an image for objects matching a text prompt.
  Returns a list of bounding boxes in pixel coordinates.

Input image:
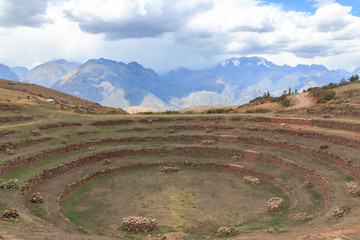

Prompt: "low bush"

[272,94,291,107]
[245,108,271,113]
[308,87,336,103]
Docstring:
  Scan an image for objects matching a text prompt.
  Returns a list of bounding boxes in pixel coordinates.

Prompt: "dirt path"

[287,92,316,110]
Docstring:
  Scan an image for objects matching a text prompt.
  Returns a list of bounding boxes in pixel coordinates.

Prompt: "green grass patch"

[345,175,354,181]
[2,166,33,180]
[314,192,322,200]
[28,203,48,221]
[35,148,90,167]
[16,135,30,140]
[0,202,7,211]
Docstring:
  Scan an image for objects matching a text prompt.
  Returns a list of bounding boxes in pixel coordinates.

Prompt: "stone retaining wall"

[0,135,211,176]
[232,116,360,133]
[38,122,82,130]
[0,137,52,153]
[246,126,360,149]
[21,146,330,208]
[0,130,16,137]
[0,116,32,124]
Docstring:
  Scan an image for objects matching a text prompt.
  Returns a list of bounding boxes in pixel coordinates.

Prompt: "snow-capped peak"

[257,58,270,68]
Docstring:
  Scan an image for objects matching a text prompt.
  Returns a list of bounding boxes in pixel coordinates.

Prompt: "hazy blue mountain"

[0,64,19,81]
[354,66,360,75]
[6,56,352,111]
[52,58,185,110]
[11,66,29,77]
[205,57,350,96]
[163,67,260,108]
[26,59,80,88]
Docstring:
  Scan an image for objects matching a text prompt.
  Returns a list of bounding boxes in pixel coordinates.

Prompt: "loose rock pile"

[243,176,260,185]
[267,227,280,233]
[319,144,329,149]
[217,226,237,236]
[346,181,360,196]
[147,234,167,240]
[333,206,351,217]
[101,159,111,165]
[29,129,41,136]
[122,216,158,232]
[231,156,241,161]
[294,212,314,221]
[266,197,284,214]
[302,181,313,188]
[2,209,19,220]
[161,167,179,173]
[1,180,19,190]
[5,148,15,155]
[31,192,43,203]
[201,139,216,145]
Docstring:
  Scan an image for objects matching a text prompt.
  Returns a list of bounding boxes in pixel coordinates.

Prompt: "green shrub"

[309,88,336,103]
[272,94,291,107]
[245,108,271,113]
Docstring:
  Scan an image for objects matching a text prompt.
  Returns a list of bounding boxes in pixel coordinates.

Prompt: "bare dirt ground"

[287,92,317,110]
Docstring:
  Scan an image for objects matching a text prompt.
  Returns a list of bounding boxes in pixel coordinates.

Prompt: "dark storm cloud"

[65,1,213,40]
[290,43,343,58]
[230,22,276,33]
[65,14,182,40]
[0,0,53,28]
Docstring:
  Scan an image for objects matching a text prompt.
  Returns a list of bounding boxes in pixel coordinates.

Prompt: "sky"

[0,0,360,73]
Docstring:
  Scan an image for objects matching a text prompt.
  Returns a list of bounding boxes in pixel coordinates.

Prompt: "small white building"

[46,99,55,103]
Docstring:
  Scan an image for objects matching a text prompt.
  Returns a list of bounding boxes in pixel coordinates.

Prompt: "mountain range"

[0,57,356,111]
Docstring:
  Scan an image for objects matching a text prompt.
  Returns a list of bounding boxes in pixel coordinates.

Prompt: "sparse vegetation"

[308,87,336,103]
[245,108,271,113]
[271,94,291,107]
[2,78,360,239]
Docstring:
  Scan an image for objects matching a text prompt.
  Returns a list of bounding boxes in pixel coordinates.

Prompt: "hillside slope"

[0,79,126,115]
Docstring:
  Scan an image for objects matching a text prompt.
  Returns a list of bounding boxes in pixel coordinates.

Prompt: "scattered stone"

[101,159,111,165]
[5,148,15,155]
[266,197,284,214]
[1,180,19,190]
[61,138,68,144]
[161,167,179,173]
[243,176,260,185]
[168,130,175,134]
[88,146,96,151]
[294,212,314,222]
[21,183,29,191]
[333,206,351,217]
[333,236,349,240]
[346,181,360,196]
[147,234,167,240]
[159,153,165,157]
[267,227,280,233]
[320,144,329,150]
[2,209,19,220]
[302,181,313,188]
[201,139,216,145]
[231,156,241,161]
[205,128,212,133]
[122,216,158,232]
[31,192,43,203]
[29,129,41,136]
[217,226,237,236]
[321,114,333,118]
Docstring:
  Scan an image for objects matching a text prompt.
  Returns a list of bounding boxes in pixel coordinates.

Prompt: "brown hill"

[0,79,126,115]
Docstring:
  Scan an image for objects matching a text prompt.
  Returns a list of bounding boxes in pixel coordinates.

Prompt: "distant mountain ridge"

[1,57,355,111]
[0,64,19,81]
